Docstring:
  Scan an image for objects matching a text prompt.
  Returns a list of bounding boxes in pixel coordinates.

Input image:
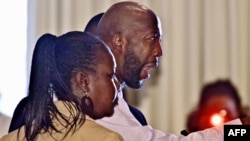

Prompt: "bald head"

[97,1,159,43]
[97,1,162,88]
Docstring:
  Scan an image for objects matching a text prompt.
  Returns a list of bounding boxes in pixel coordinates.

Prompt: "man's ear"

[111,33,124,52]
[76,71,90,92]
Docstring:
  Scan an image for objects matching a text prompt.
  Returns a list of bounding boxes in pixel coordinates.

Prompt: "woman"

[186,79,248,133]
[1,31,123,141]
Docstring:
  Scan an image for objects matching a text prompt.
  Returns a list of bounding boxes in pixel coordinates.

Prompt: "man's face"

[122,15,162,89]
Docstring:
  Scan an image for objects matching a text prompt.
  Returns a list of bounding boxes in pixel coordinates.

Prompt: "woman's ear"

[76,71,90,92]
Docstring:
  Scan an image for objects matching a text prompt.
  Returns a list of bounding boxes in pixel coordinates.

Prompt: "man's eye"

[147,37,155,41]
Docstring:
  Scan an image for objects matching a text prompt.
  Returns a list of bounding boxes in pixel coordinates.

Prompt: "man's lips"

[143,62,158,70]
[140,62,158,79]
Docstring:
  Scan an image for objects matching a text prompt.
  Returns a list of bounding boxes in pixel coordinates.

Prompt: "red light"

[210,114,223,126]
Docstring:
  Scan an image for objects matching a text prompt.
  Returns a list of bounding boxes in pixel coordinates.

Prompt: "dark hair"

[186,79,247,133]
[84,12,104,35]
[8,96,28,132]
[23,31,110,141]
[198,80,241,109]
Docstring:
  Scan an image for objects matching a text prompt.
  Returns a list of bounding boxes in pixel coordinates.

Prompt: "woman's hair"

[23,31,110,141]
[198,80,242,112]
[186,79,248,133]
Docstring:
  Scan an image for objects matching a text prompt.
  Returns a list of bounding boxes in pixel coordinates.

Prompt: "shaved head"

[97,1,157,43]
[97,1,162,88]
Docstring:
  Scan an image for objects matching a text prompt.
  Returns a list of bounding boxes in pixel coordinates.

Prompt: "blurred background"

[0,0,250,135]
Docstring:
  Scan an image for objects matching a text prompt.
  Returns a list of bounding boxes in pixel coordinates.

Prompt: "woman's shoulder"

[0,126,25,141]
[76,118,124,141]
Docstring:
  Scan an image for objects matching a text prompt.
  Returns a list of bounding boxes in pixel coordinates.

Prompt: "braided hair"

[23,31,110,141]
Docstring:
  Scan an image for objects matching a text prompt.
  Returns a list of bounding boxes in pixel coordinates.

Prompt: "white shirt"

[96,91,242,141]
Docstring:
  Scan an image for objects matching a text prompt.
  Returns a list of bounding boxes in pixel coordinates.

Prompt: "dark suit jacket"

[128,104,147,126]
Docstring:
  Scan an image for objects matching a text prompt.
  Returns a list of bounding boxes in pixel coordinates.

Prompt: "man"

[95,1,250,141]
[84,12,148,126]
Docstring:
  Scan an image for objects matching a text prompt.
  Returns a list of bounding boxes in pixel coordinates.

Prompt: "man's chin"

[126,80,144,89]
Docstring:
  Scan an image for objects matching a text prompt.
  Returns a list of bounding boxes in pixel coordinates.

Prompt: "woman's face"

[197,94,239,130]
[88,51,119,119]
